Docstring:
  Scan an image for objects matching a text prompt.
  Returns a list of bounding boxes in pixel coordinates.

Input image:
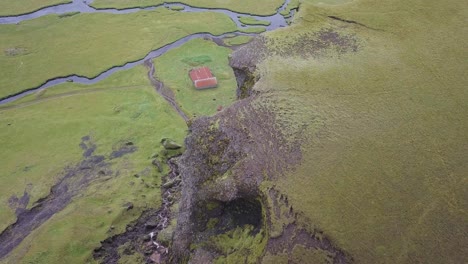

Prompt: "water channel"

[0,0,295,104]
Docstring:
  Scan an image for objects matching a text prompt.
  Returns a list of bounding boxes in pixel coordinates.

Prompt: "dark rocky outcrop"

[168,31,354,263]
[171,96,303,261]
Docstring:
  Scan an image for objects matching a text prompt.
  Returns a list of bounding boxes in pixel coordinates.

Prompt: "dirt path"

[144,60,189,122]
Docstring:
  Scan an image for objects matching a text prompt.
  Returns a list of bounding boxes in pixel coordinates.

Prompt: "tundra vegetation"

[0,65,187,263]
[0,9,237,99]
[238,16,271,26]
[0,0,467,263]
[222,35,253,47]
[0,0,71,16]
[196,0,466,262]
[91,0,285,16]
[153,38,237,118]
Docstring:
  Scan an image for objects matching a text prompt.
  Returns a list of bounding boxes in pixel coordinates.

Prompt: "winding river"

[0,0,295,105]
[0,1,296,259]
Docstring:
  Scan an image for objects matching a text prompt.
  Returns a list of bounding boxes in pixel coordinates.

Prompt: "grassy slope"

[153,38,237,118]
[0,0,71,16]
[223,36,253,46]
[91,0,285,15]
[238,16,271,26]
[0,65,187,263]
[0,9,237,99]
[256,0,467,263]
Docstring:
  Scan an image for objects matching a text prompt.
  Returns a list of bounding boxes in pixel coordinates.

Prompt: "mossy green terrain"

[223,35,253,46]
[0,0,466,262]
[153,38,237,118]
[0,0,71,16]
[248,0,467,262]
[0,65,187,263]
[0,8,237,99]
[239,26,267,34]
[91,0,285,16]
[238,16,271,26]
[209,225,266,263]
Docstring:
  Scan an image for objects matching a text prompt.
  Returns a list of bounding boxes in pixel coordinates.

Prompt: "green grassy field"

[0,0,466,262]
[0,8,237,99]
[239,26,267,34]
[238,16,271,26]
[153,38,238,118]
[0,65,187,263]
[223,35,253,46]
[252,0,468,262]
[91,0,285,16]
[0,0,71,16]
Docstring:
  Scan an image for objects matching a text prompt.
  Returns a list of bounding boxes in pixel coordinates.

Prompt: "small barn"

[189,67,218,89]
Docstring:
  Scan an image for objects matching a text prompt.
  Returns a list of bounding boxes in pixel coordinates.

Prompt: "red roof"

[189,67,218,89]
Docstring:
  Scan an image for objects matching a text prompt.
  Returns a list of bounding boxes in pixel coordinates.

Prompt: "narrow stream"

[0,0,293,105]
[0,1,296,261]
[0,32,255,105]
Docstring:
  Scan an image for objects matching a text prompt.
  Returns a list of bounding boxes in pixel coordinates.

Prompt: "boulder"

[152,159,163,172]
[161,138,182,150]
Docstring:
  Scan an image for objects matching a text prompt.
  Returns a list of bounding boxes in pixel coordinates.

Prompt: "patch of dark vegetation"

[80,135,97,158]
[264,188,352,263]
[268,28,359,57]
[0,136,135,259]
[196,197,263,235]
[7,184,32,216]
[4,47,29,57]
[181,55,212,66]
[58,11,80,18]
[110,140,138,159]
[217,198,262,233]
[93,157,182,264]
[232,68,258,99]
[266,224,352,263]
[328,15,383,31]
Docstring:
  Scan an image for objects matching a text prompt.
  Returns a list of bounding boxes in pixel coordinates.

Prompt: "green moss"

[181,55,213,66]
[206,200,221,211]
[238,16,271,26]
[238,26,267,34]
[291,245,332,263]
[208,225,266,264]
[261,252,288,264]
[206,218,219,230]
[158,218,177,246]
[169,5,185,11]
[223,36,253,46]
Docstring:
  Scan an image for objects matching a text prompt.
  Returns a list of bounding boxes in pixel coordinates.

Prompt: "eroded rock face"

[171,95,303,261]
[170,30,356,262]
[229,36,268,73]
